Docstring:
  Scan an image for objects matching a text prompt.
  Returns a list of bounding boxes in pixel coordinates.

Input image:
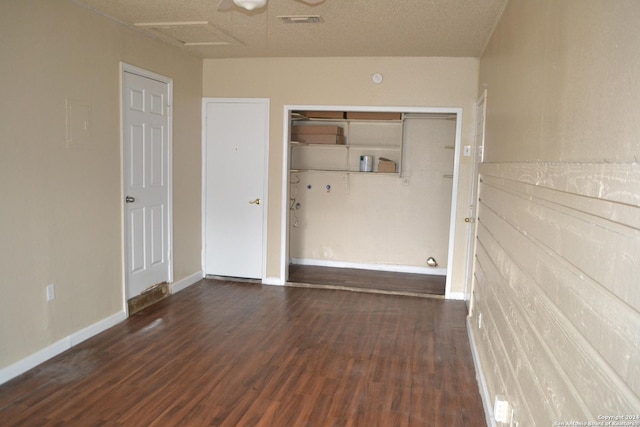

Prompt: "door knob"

[465,217,474,223]
[249,198,261,205]
[126,196,135,203]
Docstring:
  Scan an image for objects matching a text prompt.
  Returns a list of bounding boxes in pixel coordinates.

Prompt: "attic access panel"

[134,21,242,47]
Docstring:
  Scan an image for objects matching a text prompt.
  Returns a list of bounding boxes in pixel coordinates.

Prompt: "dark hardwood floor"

[0,279,485,426]
[288,264,446,297]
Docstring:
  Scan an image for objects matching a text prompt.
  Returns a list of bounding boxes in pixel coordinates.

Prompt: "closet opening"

[280,106,462,299]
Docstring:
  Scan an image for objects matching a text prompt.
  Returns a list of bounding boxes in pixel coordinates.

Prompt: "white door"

[122,69,172,299]
[204,99,269,279]
[464,90,486,309]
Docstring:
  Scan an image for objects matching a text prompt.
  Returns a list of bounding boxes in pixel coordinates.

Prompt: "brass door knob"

[249,198,261,205]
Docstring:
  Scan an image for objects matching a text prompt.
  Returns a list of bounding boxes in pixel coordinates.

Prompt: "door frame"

[464,89,487,311]
[280,105,463,299]
[120,62,174,307]
[201,97,270,281]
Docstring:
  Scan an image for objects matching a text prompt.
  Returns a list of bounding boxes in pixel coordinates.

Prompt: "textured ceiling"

[73,0,508,58]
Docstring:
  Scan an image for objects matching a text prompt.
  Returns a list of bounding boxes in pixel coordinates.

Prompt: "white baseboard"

[467,318,496,427]
[290,258,447,276]
[69,311,127,346]
[262,276,284,286]
[171,271,204,294]
[447,291,465,301]
[0,310,127,386]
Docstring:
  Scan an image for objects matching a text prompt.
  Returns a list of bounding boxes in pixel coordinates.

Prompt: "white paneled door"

[122,69,171,299]
[204,99,269,279]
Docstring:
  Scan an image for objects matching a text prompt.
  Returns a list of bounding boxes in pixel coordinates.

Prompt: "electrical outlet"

[464,145,471,156]
[46,284,55,302]
[494,395,510,423]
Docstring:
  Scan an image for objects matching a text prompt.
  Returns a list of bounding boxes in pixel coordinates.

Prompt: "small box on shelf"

[377,157,397,173]
[346,112,402,120]
[291,125,344,135]
[291,134,346,145]
[299,111,346,119]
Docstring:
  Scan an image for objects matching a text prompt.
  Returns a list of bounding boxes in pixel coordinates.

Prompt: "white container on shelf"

[359,155,373,172]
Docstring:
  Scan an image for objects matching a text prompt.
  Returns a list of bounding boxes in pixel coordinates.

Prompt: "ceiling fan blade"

[217,0,235,11]
[219,0,269,12]
[296,0,325,5]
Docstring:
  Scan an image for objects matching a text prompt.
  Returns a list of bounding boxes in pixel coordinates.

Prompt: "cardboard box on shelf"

[377,157,397,173]
[291,134,346,145]
[299,111,346,119]
[291,125,344,135]
[346,112,402,120]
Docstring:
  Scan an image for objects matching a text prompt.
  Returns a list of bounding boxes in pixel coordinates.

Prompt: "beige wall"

[203,57,479,292]
[474,0,640,424]
[480,0,640,164]
[0,1,202,371]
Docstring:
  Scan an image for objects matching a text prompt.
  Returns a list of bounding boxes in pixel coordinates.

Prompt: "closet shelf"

[290,110,404,175]
[290,169,399,176]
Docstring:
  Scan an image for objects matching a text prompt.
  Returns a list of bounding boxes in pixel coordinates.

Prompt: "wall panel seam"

[480,174,640,232]
[479,162,640,207]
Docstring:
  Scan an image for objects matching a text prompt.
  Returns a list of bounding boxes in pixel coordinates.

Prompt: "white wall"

[0,0,202,375]
[203,57,479,292]
[472,0,640,424]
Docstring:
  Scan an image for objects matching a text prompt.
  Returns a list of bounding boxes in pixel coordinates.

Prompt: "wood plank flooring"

[0,279,485,426]
[288,264,446,297]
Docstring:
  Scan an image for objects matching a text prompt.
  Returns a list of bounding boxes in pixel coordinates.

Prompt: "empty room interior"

[1,1,639,426]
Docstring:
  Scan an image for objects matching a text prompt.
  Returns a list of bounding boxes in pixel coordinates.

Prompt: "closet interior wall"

[288,113,456,273]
